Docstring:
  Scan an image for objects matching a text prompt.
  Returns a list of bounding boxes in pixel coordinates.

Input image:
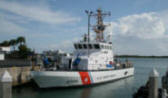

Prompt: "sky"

[0,0,168,56]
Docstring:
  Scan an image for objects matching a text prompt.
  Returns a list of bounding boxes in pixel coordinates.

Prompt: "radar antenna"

[93,8,110,41]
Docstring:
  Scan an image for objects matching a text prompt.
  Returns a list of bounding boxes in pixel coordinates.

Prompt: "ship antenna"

[85,10,93,42]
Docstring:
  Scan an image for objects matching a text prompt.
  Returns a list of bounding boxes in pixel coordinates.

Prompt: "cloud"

[103,11,168,55]
[0,14,26,34]
[0,1,81,24]
[105,12,167,39]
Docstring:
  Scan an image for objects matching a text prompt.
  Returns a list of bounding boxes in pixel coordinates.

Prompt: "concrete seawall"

[0,66,40,86]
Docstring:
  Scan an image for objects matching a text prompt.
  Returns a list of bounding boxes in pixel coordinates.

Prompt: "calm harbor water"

[13,58,168,98]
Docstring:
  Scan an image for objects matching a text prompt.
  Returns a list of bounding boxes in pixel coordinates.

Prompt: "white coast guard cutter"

[31,8,134,88]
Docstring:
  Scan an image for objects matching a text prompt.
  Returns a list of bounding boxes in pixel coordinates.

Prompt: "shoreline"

[116,55,168,58]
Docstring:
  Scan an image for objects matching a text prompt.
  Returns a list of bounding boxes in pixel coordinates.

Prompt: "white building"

[0,52,4,61]
[0,46,11,52]
[0,46,11,61]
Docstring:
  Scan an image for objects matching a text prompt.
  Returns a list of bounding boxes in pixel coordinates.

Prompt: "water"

[13,58,168,98]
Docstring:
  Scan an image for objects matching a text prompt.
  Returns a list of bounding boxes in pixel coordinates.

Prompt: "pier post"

[148,68,159,98]
[0,70,12,98]
[162,89,168,98]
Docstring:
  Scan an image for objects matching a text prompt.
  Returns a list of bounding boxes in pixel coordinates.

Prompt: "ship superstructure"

[72,8,114,71]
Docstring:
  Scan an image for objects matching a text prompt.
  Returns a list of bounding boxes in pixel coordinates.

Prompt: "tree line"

[0,36,25,50]
[0,36,32,58]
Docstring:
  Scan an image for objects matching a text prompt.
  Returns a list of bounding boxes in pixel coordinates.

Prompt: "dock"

[0,66,40,86]
[133,68,168,98]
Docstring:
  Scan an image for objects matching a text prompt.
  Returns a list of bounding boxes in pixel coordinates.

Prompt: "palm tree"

[17,36,26,45]
[1,40,10,46]
[9,39,17,50]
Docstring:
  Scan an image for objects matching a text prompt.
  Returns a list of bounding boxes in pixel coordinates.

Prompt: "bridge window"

[94,44,100,49]
[74,44,78,49]
[83,44,87,49]
[78,44,82,49]
[88,44,92,49]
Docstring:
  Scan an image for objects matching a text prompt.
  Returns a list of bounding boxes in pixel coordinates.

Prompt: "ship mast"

[85,8,110,42]
[87,9,110,42]
[94,8,111,42]
[85,10,93,42]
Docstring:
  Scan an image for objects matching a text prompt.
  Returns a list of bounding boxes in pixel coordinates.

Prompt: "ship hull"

[31,68,134,88]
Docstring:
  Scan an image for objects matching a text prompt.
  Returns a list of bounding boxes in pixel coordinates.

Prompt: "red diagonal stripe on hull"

[79,72,91,85]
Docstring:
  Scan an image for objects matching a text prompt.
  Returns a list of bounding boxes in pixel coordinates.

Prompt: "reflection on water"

[81,88,91,98]
[81,77,134,98]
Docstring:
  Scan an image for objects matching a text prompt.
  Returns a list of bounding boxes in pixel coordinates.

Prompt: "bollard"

[148,68,159,98]
[0,70,12,98]
[162,89,168,98]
